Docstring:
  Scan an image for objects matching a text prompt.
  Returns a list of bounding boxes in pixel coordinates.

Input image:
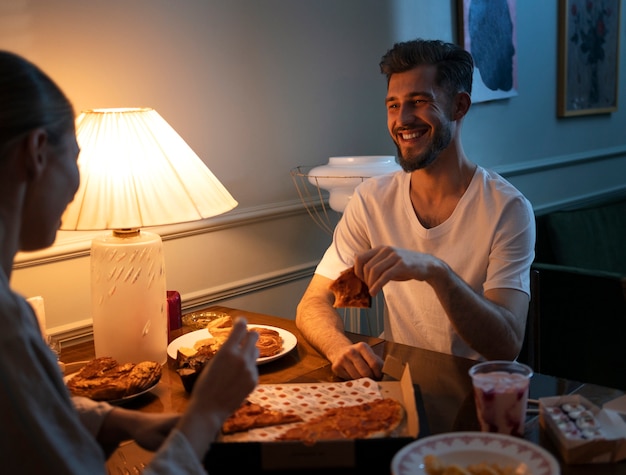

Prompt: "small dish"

[181,310,230,331]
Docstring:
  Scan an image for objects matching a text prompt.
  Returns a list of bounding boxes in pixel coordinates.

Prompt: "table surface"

[61,305,626,475]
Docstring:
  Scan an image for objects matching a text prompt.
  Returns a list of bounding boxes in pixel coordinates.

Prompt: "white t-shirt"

[315,167,535,360]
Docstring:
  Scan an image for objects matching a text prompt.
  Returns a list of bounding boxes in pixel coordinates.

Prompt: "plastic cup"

[469,360,533,437]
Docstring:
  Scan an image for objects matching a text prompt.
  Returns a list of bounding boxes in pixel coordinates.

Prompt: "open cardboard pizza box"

[205,356,419,473]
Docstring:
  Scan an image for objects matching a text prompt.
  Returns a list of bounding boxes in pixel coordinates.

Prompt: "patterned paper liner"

[220,378,382,441]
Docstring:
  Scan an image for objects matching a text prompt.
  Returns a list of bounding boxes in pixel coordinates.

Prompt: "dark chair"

[530,265,626,390]
[518,269,540,370]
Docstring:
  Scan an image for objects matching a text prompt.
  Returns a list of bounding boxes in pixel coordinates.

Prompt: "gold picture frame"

[557,0,621,117]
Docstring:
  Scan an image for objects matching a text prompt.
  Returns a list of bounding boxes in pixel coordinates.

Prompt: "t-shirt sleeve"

[314,187,372,280]
[72,396,114,437]
[483,195,536,296]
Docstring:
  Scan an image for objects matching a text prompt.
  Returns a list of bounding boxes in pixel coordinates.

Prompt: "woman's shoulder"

[0,287,31,326]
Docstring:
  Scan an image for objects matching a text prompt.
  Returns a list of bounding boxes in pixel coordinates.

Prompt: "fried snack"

[66,357,161,401]
[329,267,372,308]
[423,454,517,475]
[250,326,283,358]
[206,315,233,337]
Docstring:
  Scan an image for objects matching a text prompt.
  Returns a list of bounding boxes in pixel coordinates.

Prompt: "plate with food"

[167,320,297,365]
[64,357,162,405]
[391,432,560,475]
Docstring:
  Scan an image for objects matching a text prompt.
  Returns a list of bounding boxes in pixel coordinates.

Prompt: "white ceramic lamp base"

[91,230,167,364]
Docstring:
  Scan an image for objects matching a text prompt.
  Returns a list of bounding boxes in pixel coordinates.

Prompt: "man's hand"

[329,341,384,380]
[354,245,437,294]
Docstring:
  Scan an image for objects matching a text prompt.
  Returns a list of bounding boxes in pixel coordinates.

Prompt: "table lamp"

[60,108,237,364]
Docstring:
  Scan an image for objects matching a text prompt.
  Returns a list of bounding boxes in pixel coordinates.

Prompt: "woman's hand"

[177,317,259,458]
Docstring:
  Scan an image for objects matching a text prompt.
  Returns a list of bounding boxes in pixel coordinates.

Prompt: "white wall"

[3,0,626,343]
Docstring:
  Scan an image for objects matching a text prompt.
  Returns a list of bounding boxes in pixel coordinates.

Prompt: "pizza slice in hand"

[329,266,372,308]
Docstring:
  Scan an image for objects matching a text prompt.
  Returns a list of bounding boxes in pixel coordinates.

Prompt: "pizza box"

[540,395,626,464]
[204,356,419,473]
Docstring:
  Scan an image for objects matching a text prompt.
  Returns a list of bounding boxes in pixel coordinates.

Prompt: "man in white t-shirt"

[296,39,535,380]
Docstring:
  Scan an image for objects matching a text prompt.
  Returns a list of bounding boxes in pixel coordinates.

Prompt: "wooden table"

[62,305,626,475]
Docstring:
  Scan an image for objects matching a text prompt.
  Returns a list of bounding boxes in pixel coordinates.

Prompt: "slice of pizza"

[276,398,404,444]
[222,400,303,434]
[329,266,372,308]
[276,398,404,443]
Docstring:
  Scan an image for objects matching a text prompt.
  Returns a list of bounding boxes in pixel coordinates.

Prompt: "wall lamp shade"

[60,108,237,364]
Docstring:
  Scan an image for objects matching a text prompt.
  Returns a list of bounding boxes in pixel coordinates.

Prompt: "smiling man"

[296,39,535,381]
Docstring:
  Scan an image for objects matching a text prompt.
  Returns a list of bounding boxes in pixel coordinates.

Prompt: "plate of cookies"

[64,357,162,404]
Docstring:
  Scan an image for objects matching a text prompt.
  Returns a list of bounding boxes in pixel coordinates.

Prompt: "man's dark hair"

[379,39,474,96]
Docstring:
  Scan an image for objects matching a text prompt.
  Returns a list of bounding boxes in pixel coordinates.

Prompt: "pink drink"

[469,362,533,437]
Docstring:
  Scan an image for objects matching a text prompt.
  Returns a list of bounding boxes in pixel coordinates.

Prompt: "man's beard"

[396,124,452,173]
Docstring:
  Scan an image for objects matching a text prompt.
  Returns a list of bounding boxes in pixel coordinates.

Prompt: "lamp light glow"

[61,108,237,364]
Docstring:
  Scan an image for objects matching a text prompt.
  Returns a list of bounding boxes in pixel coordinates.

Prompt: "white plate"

[106,380,159,405]
[391,432,560,475]
[167,324,297,365]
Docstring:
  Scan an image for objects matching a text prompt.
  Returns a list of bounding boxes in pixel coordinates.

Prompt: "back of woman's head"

[379,39,474,97]
[0,51,74,153]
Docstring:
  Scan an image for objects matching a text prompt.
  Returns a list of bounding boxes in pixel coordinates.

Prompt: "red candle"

[167,290,182,333]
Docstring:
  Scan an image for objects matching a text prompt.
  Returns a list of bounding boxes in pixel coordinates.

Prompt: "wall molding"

[50,261,319,347]
[182,262,318,310]
[17,143,626,269]
[22,143,626,349]
[533,184,626,215]
[14,199,310,268]
[493,144,626,177]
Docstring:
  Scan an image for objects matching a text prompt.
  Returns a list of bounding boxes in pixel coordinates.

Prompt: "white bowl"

[308,156,400,212]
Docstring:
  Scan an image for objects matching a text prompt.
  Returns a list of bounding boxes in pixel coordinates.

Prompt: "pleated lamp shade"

[60,108,237,365]
[61,107,237,230]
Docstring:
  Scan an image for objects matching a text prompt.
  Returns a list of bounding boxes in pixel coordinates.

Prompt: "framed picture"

[457,0,518,103]
[558,0,621,117]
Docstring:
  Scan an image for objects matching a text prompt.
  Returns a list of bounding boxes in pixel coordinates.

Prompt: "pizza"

[66,356,161,401]
[222,400,303,434]
[329,266,372,308]
[276,398,404,444]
